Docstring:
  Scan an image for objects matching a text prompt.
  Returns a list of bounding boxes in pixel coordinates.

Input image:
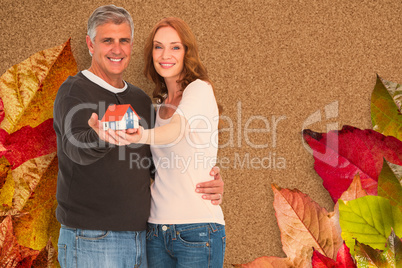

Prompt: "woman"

[112,17,225,267]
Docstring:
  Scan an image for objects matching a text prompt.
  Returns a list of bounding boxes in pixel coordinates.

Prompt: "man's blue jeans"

[146,223,226,268]
[57,225,147,268]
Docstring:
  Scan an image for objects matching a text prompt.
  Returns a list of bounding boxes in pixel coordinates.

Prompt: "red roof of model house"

[100,104,140,122]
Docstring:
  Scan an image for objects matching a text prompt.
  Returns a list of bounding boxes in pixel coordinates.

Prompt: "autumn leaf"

[354,230,402,268]
[0,119,57,169]
[31,238,58,268]
[0,40,76,170]
[332,174,368,231]
[0,38,76,214]
[312,250,337,268]
[338,173,368,202]
[377,159,402,210]
[339,195,402,255]
[272,184,343,264]
[0,39,77,266]
[0,156,11,191]
[12,154,59,251]
[371,75,402,141]
[303,126,402,202]
[233,185,343,267]
[0,39,77,133]
[232,256,290,268]
[311,243,356,268]
[0,216,40,267]
[331,173,368,255]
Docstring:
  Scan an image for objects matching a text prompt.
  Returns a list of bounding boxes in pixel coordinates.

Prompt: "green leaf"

[378,159,402,211]
[371,75,402,141]
[339,195,402,255]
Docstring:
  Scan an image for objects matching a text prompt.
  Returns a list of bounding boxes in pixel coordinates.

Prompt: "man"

[53,5,223,268]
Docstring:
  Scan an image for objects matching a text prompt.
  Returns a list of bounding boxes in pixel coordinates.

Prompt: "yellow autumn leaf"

[0,39,77,265]
[13,153,59,251]
[0,39,77,133]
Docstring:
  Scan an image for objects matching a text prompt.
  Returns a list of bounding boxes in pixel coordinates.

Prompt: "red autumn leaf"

[0,39,76,170]
[0,98,4,127]
[0,216,39,267]
[312,243,356,268]
[0,119,56,169]
[334,243,356,268]
[312,250,336,268]
[303,125,402,202]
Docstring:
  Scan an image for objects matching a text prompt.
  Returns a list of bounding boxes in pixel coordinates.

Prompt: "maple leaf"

[0,216,39,267]
[354,230,402,267]
[371,75,402,141]
[377,159,402,210]
[302,126,402,202]
[311,243,356,268]
[338,195,402,255]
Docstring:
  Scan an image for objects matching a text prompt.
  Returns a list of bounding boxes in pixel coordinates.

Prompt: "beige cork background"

[1,0,402,266]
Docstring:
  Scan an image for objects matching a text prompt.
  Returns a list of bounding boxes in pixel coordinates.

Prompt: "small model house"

[101,104,140,130]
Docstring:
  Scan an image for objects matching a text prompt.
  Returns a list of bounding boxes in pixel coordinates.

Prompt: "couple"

[53,4,225,268]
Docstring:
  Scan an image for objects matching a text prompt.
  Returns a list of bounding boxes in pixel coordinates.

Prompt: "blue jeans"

[146,223,226,268]
[57,225,147,268]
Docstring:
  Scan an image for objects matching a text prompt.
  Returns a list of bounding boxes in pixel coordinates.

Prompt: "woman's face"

[152,26,185,83]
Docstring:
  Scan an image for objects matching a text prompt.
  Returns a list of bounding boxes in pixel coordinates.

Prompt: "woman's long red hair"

[144,17,213,104]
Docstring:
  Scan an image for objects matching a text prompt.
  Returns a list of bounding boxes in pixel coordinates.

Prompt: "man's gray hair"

[87,5,134,42]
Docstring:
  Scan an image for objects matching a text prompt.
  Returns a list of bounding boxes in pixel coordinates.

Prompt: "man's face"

[86,22,133,85]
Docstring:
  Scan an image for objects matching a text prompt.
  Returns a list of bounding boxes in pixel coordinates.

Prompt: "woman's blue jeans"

[57,225,147,268]
[146,222,226,268]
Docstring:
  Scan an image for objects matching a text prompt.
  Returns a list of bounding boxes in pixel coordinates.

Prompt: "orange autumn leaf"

[0,40,76,170]
[0,156,11,190]
[235,185,344,267]
[233,256,290,268]
[0,39,78,266]
[0,216,39,267]
[12,155,59,251]
[272,184,343,264]
[0,39,76,213]
[338,173,368,202]
[31,238,58,268]
[332,174,368,239]
[0,39,77,133]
